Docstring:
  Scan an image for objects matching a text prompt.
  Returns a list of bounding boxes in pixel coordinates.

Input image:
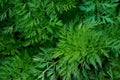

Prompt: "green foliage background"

[0,0,120,80]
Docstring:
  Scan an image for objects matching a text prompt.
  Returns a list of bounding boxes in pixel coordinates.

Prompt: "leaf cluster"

[0,0,120,80]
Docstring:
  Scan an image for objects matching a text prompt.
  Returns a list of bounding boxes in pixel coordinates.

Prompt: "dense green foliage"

[0,0,120,80]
